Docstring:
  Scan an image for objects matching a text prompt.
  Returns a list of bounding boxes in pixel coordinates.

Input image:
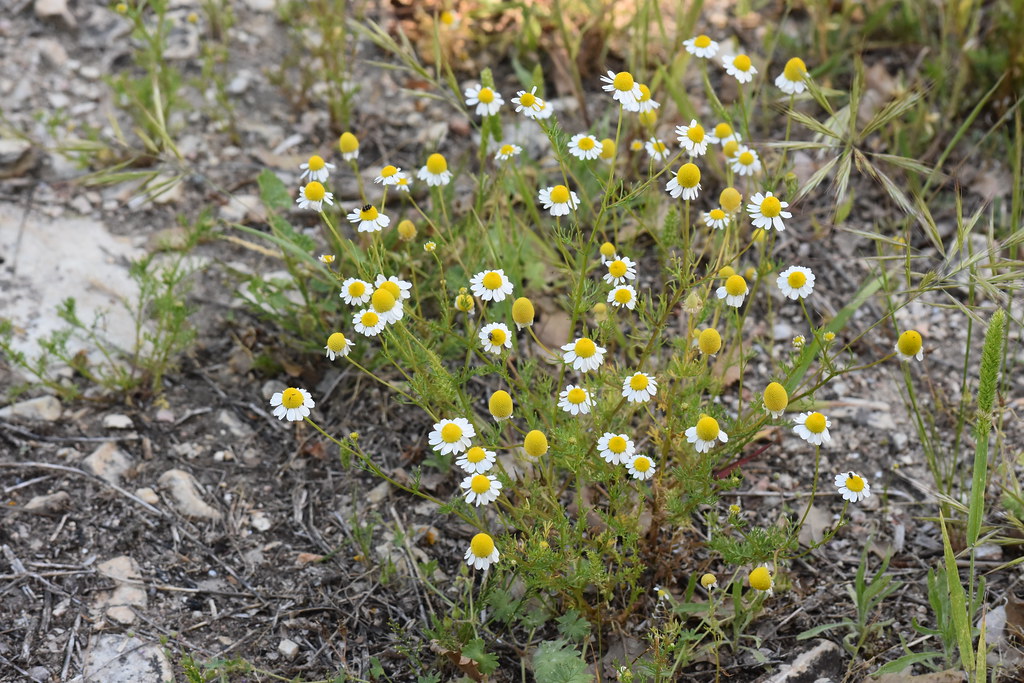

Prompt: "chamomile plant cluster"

[255,34,937,676]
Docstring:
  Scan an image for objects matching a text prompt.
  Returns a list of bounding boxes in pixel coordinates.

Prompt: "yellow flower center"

[760,196,782,217]
[426,153,447,174]
[470,474,491,494]
[608,260,627,278]
[714,123,733,138]
[567,388,586,404]
[600,138,616,159]
[694,35,712,48]
[787,271,807,288]
[733,55,752,71]
[574,338,597,358]
[466,446,486,463]
[397,220,416,239]
[327,332,347,351]
[763,382,789,412]
[738,151,755,166]
[709,209,726,221]
[845,474,865,492]
[651,141,667,153]
[608,436,627,453]
[698,328,722,355]
[489,391,513,418]
[499,144,515,156]
[633,456,651,472]
[639,110,658,126]
[723,140,740,158]
[805,412,827,434]
[687,125,705,143]
[470,533,494,557]
[578,136,596,151]
[281,388,304,409]
[898,330,922,356]
[360,311,380,327]
[612,71,635,91]
[614,288,633,304]
[339,132,358,153]
[512,297,534,325]
[718,266,735,278]
[348,281,366,297]
[440,423,463,443]
[524,430,548,457]
[725,275,747,296]
[360,205,379,221]
[439,10,455,25]
[455,294,474,311]
[629,374,649,390]
[696,416,720,441]
[550,185,570,204]
[378,281,399,299]
[307,155,325,171]
[380,165,397,177]
[701,573,717,588]
[749,567,772,591]
[303,181,325,202]
[600,242,616,257]
[488,327,507,345]
[678,163,700,188]
[371,288,396,312]
[482,272,503,290]
[783,57,808,82]
[519,92,536,108]
[752,228,767,243]
[638,83,651,101]
[477,87,494,103]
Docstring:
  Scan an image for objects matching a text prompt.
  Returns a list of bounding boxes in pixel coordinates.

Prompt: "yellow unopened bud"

[512,297,535,329]
[339,131,359,154]
[523,430,548,458]
[488,390,513,420]
[720,187,741,213]
[593,302,608,321]
[397,219,416,241]
[683,291,703,314]
[638,110,658,127]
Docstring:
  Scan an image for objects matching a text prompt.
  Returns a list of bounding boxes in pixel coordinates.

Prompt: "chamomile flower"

[338,131,359,160]
[748,565,773,594]
[418,153,452,187]
[706,122,740,146]
[370,287,403,324]
[717,275,748,307]
[296,181,333,211]
[465,533,499,570]
[270,387,314,422]
[538,185,580,216]
[793,411,832,446]
[600,70,643,110]
[704,208,729,230]
[675,119,709,156]
[645,137,671,162]
[488,390,513,421]
[627,454,656,480]
[495,143,522,161]
[393,174,412,192]
[895,330,924,361]
[603,256,637,285]
[374,165,402,185]
[470,269,514,302]
[666,163,701,200]
[775,57,809,95]
[454,289,474,313]
[523,430,549,458]
[701,573,719,590]
[569,133,602,160]
[720,187,742,213]
[318,254,335,265]
[599,242,618,263]
[747,192,792,232]
[629,139,645,152]
[428,417,476,455]
[340,278,372,306]
[622,372,657,403]
[835,471,872,503]
[375,274,412,301]
[461,473,502,506]
[635,83,659,113]
[347,204,390,233]
[696,328,722,356]
[607,285,637,310]
[512,87,545,117]
[456,446,496,474]
[464,83,504,116]
[763,382,789,418]
[397,220,416,241]
[730,146,762,176]
[324,332,353,360]
[299,155,335,182]
[558,385,594,415]
[512,297,535,330]
[562,337,606,373]
[423,241,436,253]
[792,335,806,349]
[599,138,617,161]
[479,322,513,354]
[598,433,635,465]
[532,98,554,120]
[353,309,386,337]
[723,54,758,83]
[777,266,816,299]
[686,415,729,453]
[683,34,719,59]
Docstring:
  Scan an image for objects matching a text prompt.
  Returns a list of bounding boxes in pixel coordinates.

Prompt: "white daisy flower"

[299,155,335,183]
[599,242,618,264]
[338,132,359,160]
[494,143,522,161]
[318,254,335,265]
[730,146,762,176]
[704,208,729,230]
[511,87,545,117]
[706,122,740,146]
[568,133,602,160]
[645,137,671,162]
[834,471,871,503]
[777,266,815,299]
[685,415,729,453]
[747,191,792,232]
[723,54,758,84]
[600,70,643,110]
[479,322,513,354]
[666,163,701,200]
[607,285,637,310]
[464,83,504,116]
[683,34,719,59]
[270,387,314,422]
[461,473,502,506]
[597,432,635,465]
[428,417,476,455]
[532,98,555,119]
[603,256,637,285]
[716,275,749,307]
[370,287,403,324]
[675,119,709,156]
[456,446,497,474]
[469,269,514,302]
[353,309,386,337]
[793,411,832,446]
[561,337,606,373]
[417,153,452,186]
[393,173,412,192]
[558,385,594,415]
[373,165,402,186]
[296,181,333,212]
[324,332,353,361]
[347,204,390,233]
[374,274,412,301]
[635,83,659,113]
[340,278,372,306]
[775,57,809,95]
[895,330,924,362]
[465,533,499,570]
[749,565,774,594]
[538,185,580,217]
[622,372,657,403]
[626,454,656,480]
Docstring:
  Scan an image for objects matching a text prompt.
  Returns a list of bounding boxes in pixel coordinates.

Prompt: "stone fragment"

[278,638,299,659]
[81,634,172,682]
[83,442,133,485]
[249,510,271,531]
[158,469,222,520]
[134,487,160,505]
[35,0,77,30]
[766,639,843,682]
[102,413,134,429]
[24,491,71,514]
[95,556,147,625]
[0,139,35,179]
[0,395,62,421]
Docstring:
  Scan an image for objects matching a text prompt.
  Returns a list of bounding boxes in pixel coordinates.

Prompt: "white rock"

[81,634,171,682]
[0,139,34,178]
[278,638,299,659]
[158,469,223,520]
[95,556,147,624]
[35,0,76,29]
[103,414,134,430]
[83,443,133,485]
[134,487,160,505]
[249,511,272,531]
[243,0,278,10]
[0,395,62,421]
[24,491,71,514]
